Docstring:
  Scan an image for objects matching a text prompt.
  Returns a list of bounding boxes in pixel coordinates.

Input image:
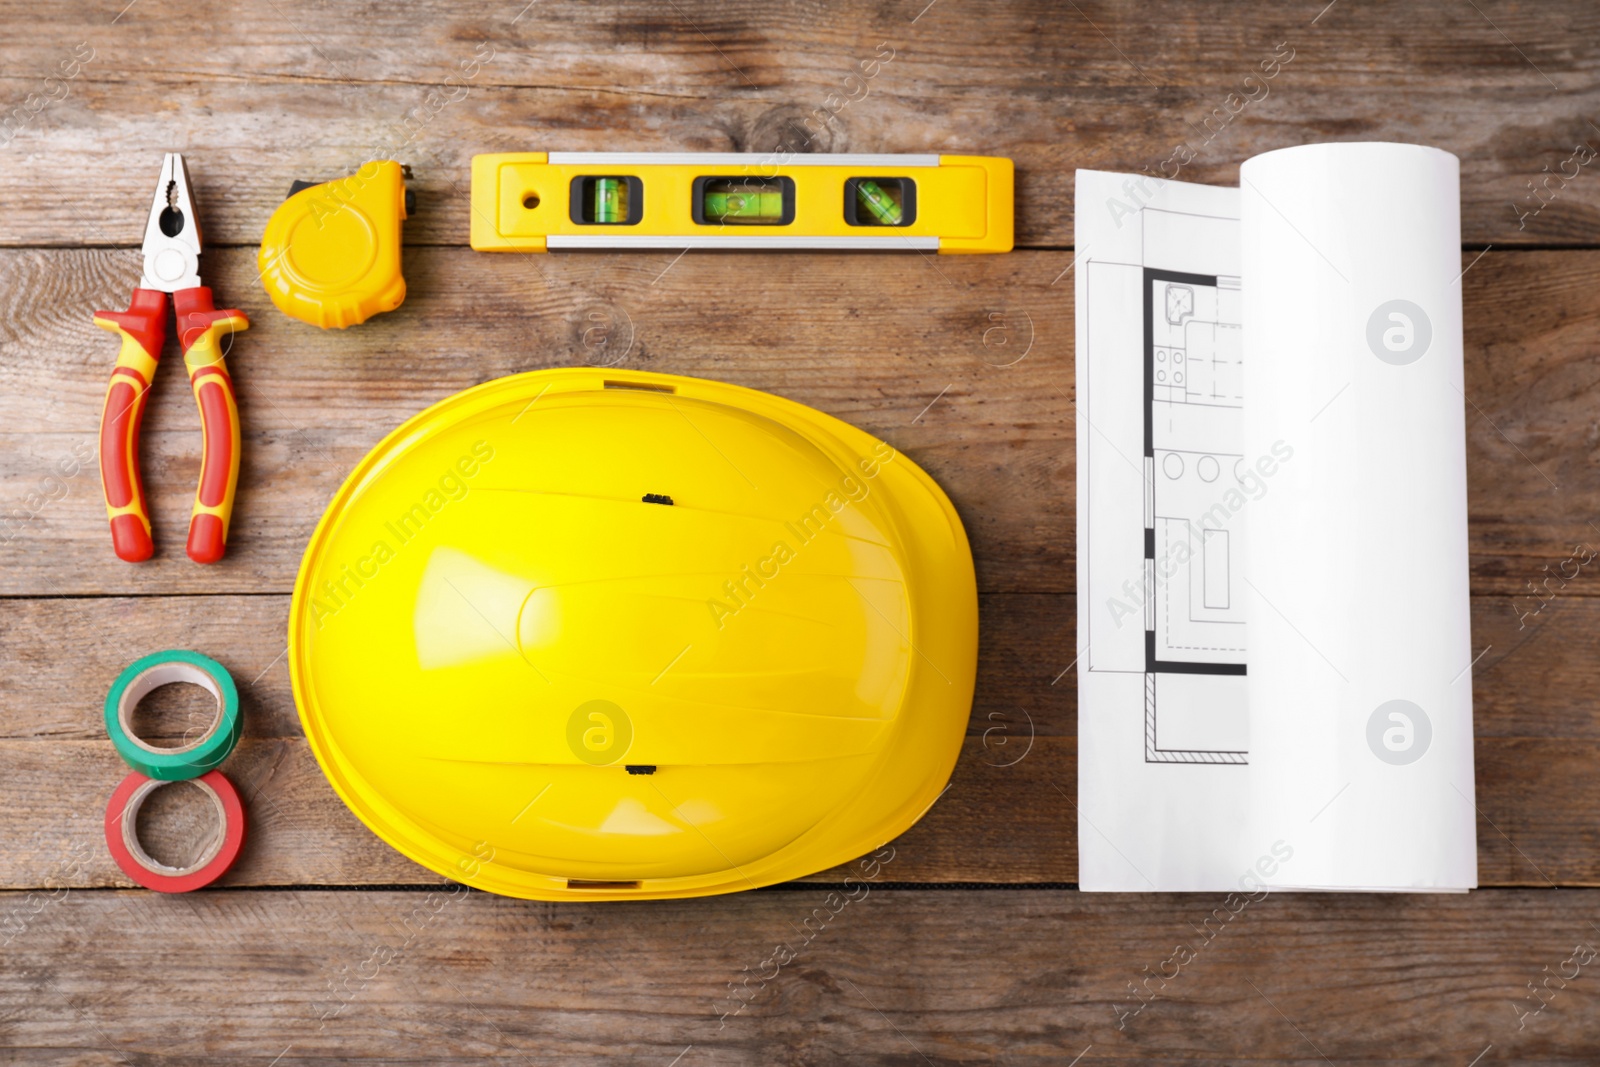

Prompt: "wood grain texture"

[0,245,1072,594]
[1,592,1596,889]
[0,2,1599,248]
[2,247,1597,597]
[1,887,1598,1064]
[2,3,1600,1062]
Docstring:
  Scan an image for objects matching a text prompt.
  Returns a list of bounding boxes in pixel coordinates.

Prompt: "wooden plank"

[0,2,1598,248]
[7,590,1596,746]
[0,593,1072,746]
[0,245,1071,595]
[0,592,1595,889]
[1,246,1596,596]
[0,886,1596,1062]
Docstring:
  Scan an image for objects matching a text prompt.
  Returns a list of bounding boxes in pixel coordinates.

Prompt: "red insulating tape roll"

[104,769,245,893]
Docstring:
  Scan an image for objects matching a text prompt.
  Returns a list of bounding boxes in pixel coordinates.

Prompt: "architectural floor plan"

[1075,170,1251,889]
[1076,147,1478,894]
[1142,268,1246,763]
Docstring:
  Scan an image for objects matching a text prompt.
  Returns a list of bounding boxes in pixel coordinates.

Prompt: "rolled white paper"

[1240,143,1477,890]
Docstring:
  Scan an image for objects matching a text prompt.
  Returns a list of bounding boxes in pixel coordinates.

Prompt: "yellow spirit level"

[470,152,1013,254]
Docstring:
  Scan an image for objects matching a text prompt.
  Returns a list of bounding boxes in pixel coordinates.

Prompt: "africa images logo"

[1366,299,1432,366]
[565,700,633,766]
[1366,699,1432,765]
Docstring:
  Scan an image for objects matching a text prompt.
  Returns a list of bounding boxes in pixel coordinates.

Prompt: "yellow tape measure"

[470,152,1013,254]
[258,160,410,329]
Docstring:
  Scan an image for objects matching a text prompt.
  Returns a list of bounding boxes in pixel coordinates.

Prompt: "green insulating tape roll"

[104,650,241,780]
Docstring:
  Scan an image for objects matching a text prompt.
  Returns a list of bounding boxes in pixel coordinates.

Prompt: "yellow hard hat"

[289,368,976,899]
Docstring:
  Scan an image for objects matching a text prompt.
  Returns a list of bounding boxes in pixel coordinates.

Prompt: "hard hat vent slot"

[603,379,675,393]
[640,495,673,506]
[625,764,657,774]
[567,879,641,890]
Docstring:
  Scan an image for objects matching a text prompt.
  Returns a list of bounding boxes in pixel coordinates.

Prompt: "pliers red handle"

[96,154,247,564]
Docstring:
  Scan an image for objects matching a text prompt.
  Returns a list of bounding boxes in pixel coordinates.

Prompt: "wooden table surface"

[4,1,1599,1062]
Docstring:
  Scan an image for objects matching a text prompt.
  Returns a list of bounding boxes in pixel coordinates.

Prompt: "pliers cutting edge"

[96,154,248,563]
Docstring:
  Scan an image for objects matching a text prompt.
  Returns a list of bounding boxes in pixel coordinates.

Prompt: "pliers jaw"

[140,152,203,292]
